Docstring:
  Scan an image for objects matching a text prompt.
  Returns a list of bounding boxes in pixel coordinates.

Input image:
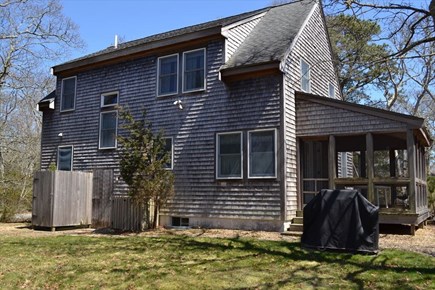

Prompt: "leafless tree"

[0,0,83,220]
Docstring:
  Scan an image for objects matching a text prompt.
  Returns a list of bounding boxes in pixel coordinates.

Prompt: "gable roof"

[222,1,315,72]
[52,1,316,75]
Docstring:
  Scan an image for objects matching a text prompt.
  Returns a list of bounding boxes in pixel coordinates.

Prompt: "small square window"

[183,48,206,92]
[158,54,178,96]
[248,129,277,178]
[99,111,118,149]
[216,132,242,179]
[57,146,73,171]
[300,59,310,93]
[101,92,119,107]
[60,76,76,112]
[172,217,189,227]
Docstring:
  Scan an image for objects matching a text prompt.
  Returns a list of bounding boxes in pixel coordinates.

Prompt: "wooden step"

[289,224,303,232]
[292,217,303,225]
[281,230,302,237]
[296,210,304,217]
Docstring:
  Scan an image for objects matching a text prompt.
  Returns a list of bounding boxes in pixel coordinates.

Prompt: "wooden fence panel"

[111,196,144,231]
[92,169,113,228]
[32,171,92,229]
[32,171,55,227]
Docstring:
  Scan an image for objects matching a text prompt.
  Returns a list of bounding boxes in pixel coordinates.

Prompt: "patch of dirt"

[1,223,435,257]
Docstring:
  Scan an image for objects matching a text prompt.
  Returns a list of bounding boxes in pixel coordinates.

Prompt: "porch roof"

[295,92,432,147]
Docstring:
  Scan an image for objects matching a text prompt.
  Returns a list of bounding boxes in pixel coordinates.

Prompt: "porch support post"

[366,133,374,204]
[389,149,397,204]
[328,135,336,189]
[407,129,416,212]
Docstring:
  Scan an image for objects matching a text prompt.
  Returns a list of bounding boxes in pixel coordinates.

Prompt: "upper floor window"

[163,137,173,170]
[183,48,206,93]
[328,82,335,98]
[101,91,119,108]
[248,129,277,178]
[157,54,178,96]
[99,111,118,149]
[57,146,73,171]
[300,59,310,93]
[60,76,76,112]
[216,132,243,179]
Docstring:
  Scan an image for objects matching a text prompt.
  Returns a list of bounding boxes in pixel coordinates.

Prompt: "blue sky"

[61,0,272,61]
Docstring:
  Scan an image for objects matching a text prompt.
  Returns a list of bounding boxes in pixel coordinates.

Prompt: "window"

[60,76,76,112]
[328,83,335,98]
[163,137,173,169]
[57,146,73,171]
[248,129,277,178]
[183,48,206,92]
[101,92,119,107]
[216,132,242,179]
[99,111,118,149]
[300,59,310,93]
[172,217,189,227]
[157,54,178,96]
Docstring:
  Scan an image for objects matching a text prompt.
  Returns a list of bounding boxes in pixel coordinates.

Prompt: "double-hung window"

[216,132,242,179]
[183,48,206,92]
[248,129,277,178]
[60,76,76,112]
[157,54,178,96]
[300,59,310,93]
[99,111,118,149]
[57,146,73,171]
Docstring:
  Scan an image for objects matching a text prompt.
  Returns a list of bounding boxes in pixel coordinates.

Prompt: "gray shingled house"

[38,0,431,232]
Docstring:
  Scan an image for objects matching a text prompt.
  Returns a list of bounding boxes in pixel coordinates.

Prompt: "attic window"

[328,83,335,98]
[60,76,76,112]
[157,54,178,96]
[183,48,206,92]
[300,59,310,93]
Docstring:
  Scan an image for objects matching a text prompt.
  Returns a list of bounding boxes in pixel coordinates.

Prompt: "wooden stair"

[281,210,304,237]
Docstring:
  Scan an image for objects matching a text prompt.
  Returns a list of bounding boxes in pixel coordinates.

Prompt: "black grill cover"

[301,189,379,253]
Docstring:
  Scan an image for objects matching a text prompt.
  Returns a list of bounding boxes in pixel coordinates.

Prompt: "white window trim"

[182,48,206,93]
[99,110,118,150]
[164,137,174,170]
[328,82,335,99]
[57,145,73,171]
[100,91,119,108]
[60,76,77,112]
[247,128,277,179]
[216,131,243,180]
[157,54,179,97]
[300,59,311,93]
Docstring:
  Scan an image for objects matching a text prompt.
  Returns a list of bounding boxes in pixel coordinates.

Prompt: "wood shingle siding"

[282,4,340,220]
[41,39,283,229]
[296,100,408,136]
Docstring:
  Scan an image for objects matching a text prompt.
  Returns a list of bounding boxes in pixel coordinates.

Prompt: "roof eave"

[52,26,223,75]
[220,61,281,79]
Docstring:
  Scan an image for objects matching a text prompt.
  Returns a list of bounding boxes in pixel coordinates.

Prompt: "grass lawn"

[0,232,434,289]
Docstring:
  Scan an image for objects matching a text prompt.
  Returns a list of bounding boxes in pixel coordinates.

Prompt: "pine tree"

[118,109,174,229]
